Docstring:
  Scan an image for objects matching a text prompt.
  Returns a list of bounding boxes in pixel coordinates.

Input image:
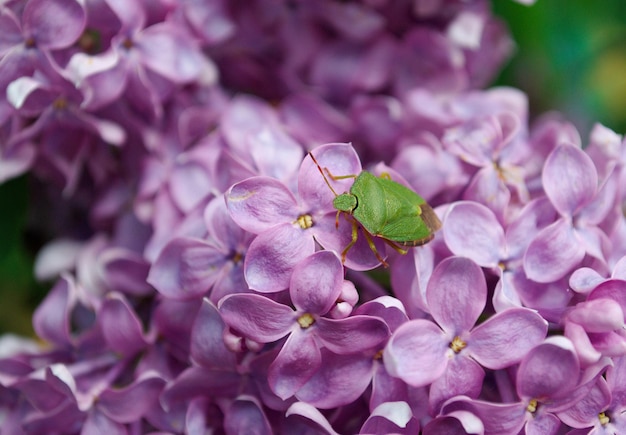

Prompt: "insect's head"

[333,193,357,212]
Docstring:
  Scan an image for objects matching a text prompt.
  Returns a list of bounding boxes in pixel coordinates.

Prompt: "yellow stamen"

[449,336,467,353]
[598,412,610,426]
[231,251,243,265]
[297,313,315,329]
[526,399,538,414]
[53,98,68,110]
[296,214,313,230]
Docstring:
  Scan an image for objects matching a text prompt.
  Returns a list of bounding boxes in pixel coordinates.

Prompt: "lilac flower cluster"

[1,0,624,434]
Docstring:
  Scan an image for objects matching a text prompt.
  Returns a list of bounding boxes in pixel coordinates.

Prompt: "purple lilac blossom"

[1,0,626,434]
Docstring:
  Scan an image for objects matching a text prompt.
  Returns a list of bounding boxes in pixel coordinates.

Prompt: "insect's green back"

[349,172,437,244]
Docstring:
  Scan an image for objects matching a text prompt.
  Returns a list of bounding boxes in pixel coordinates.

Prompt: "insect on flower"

[309,151,441,267]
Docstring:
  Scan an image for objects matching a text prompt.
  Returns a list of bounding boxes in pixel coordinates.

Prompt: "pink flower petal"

[218,293,295,343]
[383,319,449,387]
[542,144,598,217]
[244,223,315,292]
[226,176,297,234]
[469,308,548,369]
[524,218,585,283]
[426,256,487,334]
[443,201,505,268]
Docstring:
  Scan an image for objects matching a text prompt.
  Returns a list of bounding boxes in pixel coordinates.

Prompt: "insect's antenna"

[308,152,339,197]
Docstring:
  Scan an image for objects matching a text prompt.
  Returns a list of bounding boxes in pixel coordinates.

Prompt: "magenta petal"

[247,123,304,181]
[516,336,580,400]
[101,248,152,296]
[284,402,340,435]
[524,218,585,283]
[296,351,373,409]
[136,23,205,83]
[557,377,611,429]
[103,0,145,31]
[244,223,315,292]
[606,355,626,405]
[190,299,236,369]
[224,396,272,435]
[422,412,483,435]
[469,308,548,369]
[443,201,505,267]
[567,299,624,332]
[82,409,126,435]
[7,76,55,113]
[315,315,390,354]
[23,0,86,49]
[0,10,21,56]
[542,144,598,216]
[298,143,362,212]
[429,356,485,415]
[269,331,321,400]
[290,251,343,314]
[20,402,83,434]
[98,373,165,423]
[588,279,626,311]
[148,237,225,300]
[99,294,149,357]
[160,367,240,409]
[463,166,511,219]
[370,363,410,409]
[564,321,602,366]
[440,397,526,435]
[218,293,294,343]
[32,276,74,347]
[361,402,418,434]
[0,140,36,183]
[426,256,487,334]
[226,176,297,234]
[383,319,449,387]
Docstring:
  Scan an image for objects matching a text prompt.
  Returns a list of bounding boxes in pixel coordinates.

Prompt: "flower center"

[123,38,134,50]
[53,98,68,110]
[526,398,538,414]
[78,29,102,54]
[24,37,36,48]
[231,251,243,265]
[598,412,610,426]
[296,214,314,230]
[449,336,467,353]
[297,313,315,329]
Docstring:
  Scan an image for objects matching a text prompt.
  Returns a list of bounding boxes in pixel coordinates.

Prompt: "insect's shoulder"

[376,176,426,205]
[350,171,382,193]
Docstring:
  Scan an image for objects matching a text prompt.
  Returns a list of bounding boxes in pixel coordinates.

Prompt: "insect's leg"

[340,217,360,264]
[323,167,357,181]
[383,239,408,256]
[335,210,341,229]
[361,229,389,268]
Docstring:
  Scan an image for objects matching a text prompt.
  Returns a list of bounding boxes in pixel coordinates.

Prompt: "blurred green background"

[1,0,625,336]
[494,0,626,135]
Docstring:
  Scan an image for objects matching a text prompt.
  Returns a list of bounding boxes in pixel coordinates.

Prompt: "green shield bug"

[309,151,441,267]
